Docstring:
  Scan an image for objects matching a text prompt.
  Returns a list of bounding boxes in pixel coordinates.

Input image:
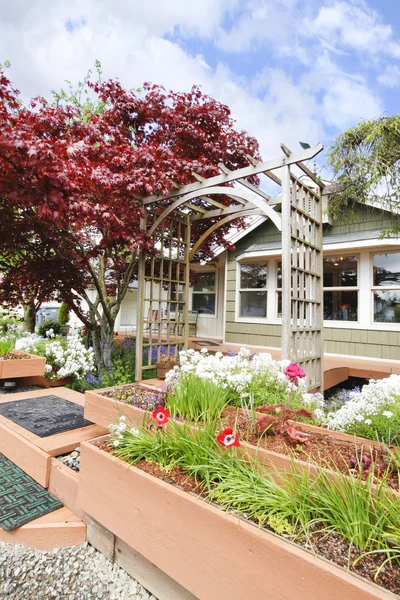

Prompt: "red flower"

[152,407,170,425]
[284,363,306,385]
[217,428,241,448]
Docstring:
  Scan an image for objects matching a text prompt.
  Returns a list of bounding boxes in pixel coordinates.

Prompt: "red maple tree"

[0,68,260,372]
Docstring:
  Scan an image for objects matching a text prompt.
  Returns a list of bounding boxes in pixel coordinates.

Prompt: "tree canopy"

[0,68,260,371]
[328,114,400,234]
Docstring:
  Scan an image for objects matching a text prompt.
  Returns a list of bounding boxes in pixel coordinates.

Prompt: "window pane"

[192,293,216,315]
[240,291,267,318]
[240,264,267,289]
[277,292,307,319]
[373,253,400,287]
[374,290,400,323]
[323,290,358,321]
[194,272,216,292]
[323,256,358,287]
[277,262,282,288]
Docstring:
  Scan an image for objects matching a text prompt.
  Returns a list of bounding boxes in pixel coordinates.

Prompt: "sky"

[1,0,400,178]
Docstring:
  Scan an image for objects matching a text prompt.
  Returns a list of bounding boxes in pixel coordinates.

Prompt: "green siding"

[225,204,400,360]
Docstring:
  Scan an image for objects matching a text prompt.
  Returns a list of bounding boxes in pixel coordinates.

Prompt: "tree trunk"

[23,301,36,332]
[100,318,115,374]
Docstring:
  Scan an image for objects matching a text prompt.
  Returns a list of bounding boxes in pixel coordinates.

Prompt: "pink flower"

[284,363,306,385]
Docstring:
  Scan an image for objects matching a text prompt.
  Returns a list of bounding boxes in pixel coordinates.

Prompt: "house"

[115,192,400,376]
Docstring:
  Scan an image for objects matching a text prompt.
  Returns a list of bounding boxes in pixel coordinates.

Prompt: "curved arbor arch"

[136,143,324,392]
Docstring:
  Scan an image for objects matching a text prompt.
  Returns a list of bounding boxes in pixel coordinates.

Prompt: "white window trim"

[235,260,268,322]
[233,247,400,331]
[190,268,218,319]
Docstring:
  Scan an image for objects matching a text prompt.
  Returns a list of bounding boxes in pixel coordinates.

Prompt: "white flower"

[364,419,372,425]
[383,411,393,418]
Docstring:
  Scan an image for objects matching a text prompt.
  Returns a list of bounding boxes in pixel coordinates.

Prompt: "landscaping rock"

[58,446,81,472]
[0,384,44,395]
[0,541,157,600]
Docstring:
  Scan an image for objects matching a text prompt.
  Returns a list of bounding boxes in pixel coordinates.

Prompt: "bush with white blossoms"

[166,347,324,420]
[326,374,400,444]
[15,332,95,381]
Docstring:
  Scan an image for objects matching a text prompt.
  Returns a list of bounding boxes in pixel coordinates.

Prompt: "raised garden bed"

[0,350,46,379]
[84,383,164,429]
[85,384,400,494]
[78,437,398,600]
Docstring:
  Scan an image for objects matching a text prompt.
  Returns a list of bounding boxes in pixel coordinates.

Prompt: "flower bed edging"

[84,389,149,429]
[78,437,395,600]
[0,350,46,379]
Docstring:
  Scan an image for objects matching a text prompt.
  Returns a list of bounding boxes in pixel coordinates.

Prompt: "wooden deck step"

[0,506,86,550]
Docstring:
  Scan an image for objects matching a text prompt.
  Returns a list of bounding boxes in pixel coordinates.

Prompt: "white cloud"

[0,0,393,168]
[304,1,400,58]
[377,65,400,88]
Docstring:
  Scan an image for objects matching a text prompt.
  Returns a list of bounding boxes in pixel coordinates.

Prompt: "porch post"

[281,164,292,362]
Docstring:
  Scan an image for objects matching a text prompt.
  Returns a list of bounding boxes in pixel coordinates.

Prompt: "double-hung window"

[238,263,267,318]
[192,272,216,315]
[372,252,400,323]
[323,255,358,321]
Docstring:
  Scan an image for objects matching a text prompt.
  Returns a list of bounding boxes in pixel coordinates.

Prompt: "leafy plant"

[166,377,229,422]
[0,337,15,356]
[37,319,62,338]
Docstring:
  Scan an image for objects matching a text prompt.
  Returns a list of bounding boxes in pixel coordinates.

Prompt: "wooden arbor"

[136,143,325,391]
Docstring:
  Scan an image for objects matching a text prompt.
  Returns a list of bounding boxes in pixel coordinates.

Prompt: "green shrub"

[38,319,62,337]
[58,303,70,326]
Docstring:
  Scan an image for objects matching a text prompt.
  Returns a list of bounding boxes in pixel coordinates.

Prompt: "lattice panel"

[282,168,323,391]
[137,215,190,376]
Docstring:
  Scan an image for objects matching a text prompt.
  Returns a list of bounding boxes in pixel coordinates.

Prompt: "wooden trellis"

[136,143,324,390]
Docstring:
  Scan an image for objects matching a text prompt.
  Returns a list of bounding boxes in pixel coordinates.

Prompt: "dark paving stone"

[0,395,93,437]
[0,453,63,530]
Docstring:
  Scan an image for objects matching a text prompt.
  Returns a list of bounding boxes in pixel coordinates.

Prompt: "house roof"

[240,229,399,257]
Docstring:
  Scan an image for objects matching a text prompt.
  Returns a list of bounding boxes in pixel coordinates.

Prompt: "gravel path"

[0,541,158,600]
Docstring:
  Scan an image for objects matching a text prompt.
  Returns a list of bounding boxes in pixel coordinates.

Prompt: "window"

[372,252,400,323]
[239,263,267,318]
[323,255,358,321]
[276,262,306,319]
[192,272,216,315]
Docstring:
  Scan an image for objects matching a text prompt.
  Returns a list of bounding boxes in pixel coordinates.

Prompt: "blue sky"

[1,0,399,176]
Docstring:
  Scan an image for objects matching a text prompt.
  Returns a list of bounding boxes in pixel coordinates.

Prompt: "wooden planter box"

[155,362,177,379]
[15,375,71,388]
[85,385,161,429]
[0,350,46,379]
[78,438,394,600]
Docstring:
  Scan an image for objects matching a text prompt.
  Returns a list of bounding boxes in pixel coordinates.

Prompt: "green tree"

[328,115,400,235]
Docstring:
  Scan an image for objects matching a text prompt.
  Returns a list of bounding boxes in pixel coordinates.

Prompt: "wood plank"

[143,144,324,205]
[37,424,108,455]
[48,458,83,518]
[0,507,86,550]
[0,420,50,487]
